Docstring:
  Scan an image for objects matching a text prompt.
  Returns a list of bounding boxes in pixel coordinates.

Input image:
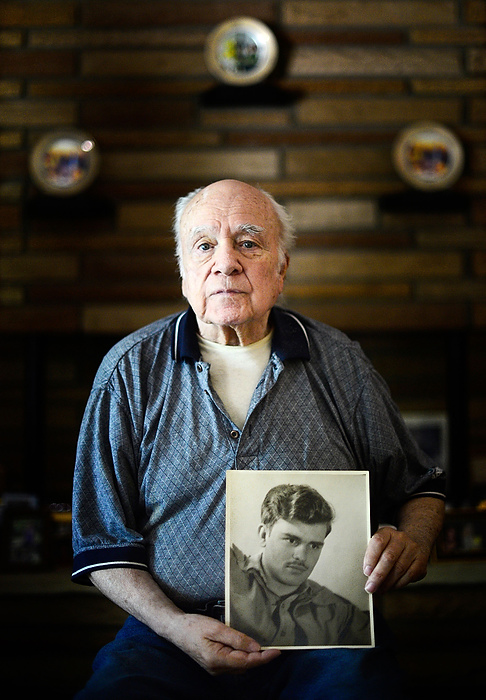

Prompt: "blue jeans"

[74,614,408,700]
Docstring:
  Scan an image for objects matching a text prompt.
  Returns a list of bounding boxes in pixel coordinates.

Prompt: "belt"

[184,599,226,623]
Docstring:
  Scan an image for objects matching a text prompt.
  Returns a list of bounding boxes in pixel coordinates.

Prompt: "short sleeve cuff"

[406,491,447,502]
[72,545,149,585]
[406,468,447,503]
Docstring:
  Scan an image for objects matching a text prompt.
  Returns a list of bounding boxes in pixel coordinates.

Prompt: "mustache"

[285,561,308,572]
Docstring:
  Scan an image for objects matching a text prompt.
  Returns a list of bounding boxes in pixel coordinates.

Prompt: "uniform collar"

[172,306,310,363]
[240,549,322,606]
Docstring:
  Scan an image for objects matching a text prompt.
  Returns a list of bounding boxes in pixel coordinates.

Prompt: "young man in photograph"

[230,483,371,647]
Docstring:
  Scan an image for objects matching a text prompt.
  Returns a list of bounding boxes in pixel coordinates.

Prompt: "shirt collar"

[172,306,310,363]
[243,551,317,604]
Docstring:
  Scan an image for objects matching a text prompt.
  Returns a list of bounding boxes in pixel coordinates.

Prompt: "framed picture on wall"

[225,470,374,649]
[403,412,449,474]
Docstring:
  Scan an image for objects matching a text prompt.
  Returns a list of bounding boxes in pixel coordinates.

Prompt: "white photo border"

[225,470,375,649]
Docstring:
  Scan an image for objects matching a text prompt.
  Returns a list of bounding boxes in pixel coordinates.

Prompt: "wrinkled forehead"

[180,182,278,234]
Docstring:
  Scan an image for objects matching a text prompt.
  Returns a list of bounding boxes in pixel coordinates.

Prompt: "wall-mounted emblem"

[393,122,464,191]
[205,17,279,86]
[29,130,100,197]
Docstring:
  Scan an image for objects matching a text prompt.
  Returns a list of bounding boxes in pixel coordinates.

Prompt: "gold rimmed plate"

[393,122,464,191]
[205,17,279,86]
[29,130,100,196]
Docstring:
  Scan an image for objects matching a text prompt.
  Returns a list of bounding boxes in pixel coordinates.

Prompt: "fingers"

[207,620,261,653]
[208,640,281,675]
[363,527,428,594]
[177,615,280,676]
[206,621,281,674]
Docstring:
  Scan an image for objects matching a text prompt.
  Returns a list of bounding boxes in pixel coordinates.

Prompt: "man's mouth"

[286,563,307,573]
[211,289,244,296]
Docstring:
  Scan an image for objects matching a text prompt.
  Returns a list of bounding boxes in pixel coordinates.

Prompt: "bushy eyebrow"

[188,223,265,243]
[282,531,325,547]
[188,225,216,239]
[237,223,265,235]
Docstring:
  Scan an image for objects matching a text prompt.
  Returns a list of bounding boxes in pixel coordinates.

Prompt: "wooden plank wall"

[0,0,485,333]
[0,1,485,500]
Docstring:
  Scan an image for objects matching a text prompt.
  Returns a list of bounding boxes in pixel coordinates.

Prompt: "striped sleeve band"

[72,545,149,585]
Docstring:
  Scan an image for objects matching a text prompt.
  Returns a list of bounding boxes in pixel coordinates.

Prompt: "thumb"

[208,623,262,652]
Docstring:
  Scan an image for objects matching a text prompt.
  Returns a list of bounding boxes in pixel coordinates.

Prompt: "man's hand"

[90,568,280,676]
[363,496,445,594]
[363,526,428,593]
[171,614,281,676]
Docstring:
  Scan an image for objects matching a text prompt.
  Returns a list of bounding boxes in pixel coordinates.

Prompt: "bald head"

[173,180,295,277]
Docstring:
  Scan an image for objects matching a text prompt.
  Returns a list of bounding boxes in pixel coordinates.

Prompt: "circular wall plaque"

[393,122,464,191]
[205,17,279,86]
[29,130,100,196]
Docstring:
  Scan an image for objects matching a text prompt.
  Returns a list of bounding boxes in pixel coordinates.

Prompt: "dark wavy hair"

[261,484,335,535]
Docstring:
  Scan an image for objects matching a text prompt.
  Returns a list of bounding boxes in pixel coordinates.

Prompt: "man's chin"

[204,300,251,327]
[279,572,307,587]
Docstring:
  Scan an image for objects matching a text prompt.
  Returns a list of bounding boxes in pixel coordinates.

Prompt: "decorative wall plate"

[392,122,464,191]
[205,17,279,86]
[29,130,100,196]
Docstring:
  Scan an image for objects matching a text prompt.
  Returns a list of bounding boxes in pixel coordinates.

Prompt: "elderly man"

[72,179,445,699]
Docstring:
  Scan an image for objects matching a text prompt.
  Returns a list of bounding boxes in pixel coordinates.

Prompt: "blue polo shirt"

[72,306,445,607]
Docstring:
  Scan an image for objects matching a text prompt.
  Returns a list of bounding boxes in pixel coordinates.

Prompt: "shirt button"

[196,364,203,372]
[230,430,240,440]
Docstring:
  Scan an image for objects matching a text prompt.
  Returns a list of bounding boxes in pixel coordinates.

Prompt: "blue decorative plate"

[30,130,100,196]
[393,122,464,191]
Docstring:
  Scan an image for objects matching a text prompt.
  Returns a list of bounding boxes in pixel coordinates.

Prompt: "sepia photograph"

[226,471,374,649]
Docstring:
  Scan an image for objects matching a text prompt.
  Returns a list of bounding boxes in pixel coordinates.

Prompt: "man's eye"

[241,240,257,249]
[197,242,211,251]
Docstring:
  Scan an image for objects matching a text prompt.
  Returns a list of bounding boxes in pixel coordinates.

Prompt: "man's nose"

[292,545,308,563]
[212,241,242,276]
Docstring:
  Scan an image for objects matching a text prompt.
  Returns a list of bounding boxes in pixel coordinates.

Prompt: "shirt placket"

[271,597,298,645]
[194,354,284,470]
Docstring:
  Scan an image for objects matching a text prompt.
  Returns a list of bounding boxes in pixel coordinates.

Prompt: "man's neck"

[196,315,271,346]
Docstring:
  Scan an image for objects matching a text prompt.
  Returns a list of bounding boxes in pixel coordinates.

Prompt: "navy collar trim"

[172,307,310,363]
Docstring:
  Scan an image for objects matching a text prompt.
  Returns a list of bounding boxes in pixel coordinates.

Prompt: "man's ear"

[258,523,268,547]
[280,253,290,278]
